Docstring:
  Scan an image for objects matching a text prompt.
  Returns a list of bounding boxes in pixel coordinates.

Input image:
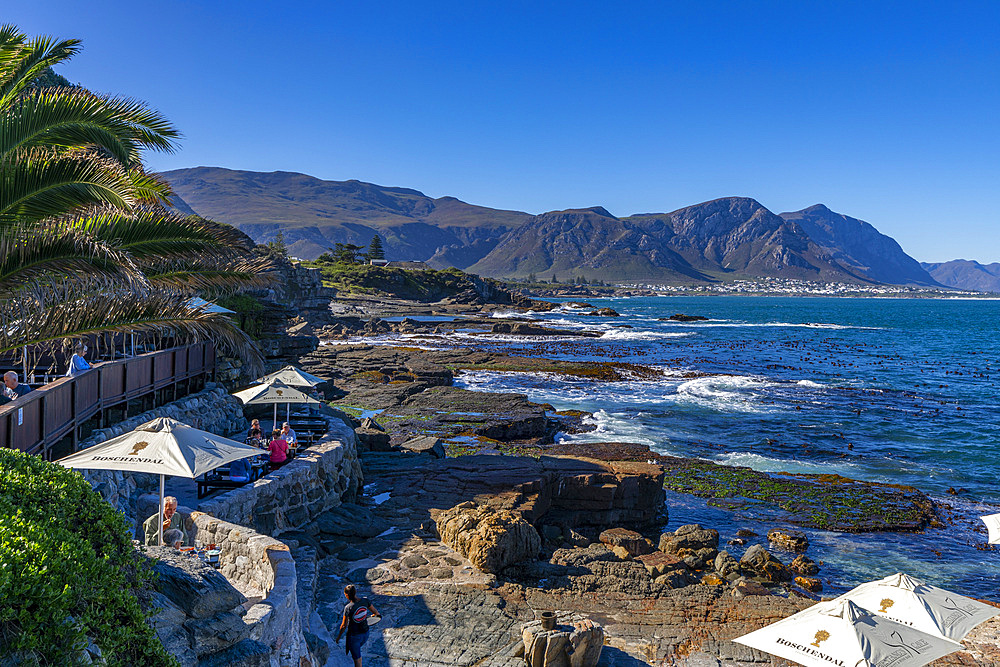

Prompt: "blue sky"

[12,1,1000,262]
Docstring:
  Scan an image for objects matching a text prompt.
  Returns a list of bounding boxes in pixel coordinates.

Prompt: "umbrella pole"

[286,403,290,423]
[158,474,164,547]
[273,403,277,431]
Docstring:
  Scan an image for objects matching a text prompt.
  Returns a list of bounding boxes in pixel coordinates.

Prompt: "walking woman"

[336,584,380,666]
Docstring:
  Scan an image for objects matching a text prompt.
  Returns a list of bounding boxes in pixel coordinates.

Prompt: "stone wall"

[186,513,311,667]
[80,383,248,524]
[197,418,362,536]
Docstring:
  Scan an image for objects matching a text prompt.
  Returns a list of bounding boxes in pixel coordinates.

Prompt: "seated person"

[3,371,32,400]
[143,496,186,546]
[229,456,252,483]
[268,429,289,468]
[280,422,298,447]
[65,343,92,377]
[163,528,184,549]
[247,418,263,443]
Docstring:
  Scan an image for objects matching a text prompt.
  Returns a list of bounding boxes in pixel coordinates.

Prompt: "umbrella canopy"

[233,379,320,406]
[57,416,262,478]
[257,365,325,388]
[58,417,262,546]
[733,598,962,667]
[982,513,1000,544]
[186,296,235,314]
[233,379,321,427]
[838,572,999,641]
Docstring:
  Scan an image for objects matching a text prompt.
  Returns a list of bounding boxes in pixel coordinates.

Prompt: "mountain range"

[920,260,1000,293]
[162,167,988,290]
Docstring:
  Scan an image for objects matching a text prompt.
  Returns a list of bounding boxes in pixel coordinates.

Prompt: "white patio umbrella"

[58,417,262,546]
[256,366,326,421]
[838,572,999,641]
[233,379,320,429]
[733,598,962,667]
[257,365,325,388]
[981,513,1000,544]
[186,296,236,314]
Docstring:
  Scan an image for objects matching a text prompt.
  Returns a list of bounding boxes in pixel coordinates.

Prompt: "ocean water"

[452,296,1000,599]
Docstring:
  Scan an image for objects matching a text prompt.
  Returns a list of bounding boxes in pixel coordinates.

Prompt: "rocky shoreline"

[257,289,1000,666]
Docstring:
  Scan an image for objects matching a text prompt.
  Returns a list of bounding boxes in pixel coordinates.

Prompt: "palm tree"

[0,25,269,371]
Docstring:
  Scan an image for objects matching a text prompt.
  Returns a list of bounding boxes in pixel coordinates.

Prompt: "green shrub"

[0,449,177,666]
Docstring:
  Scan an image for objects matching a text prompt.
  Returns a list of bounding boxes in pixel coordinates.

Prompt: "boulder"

[586,308,620,317]
[197,639,271,667]
[790,554,819,576]
[658,524,718,568]
[795,576,823,592]
[731,578,773,598]
[661,313,709,322]
[399,435,446,459]
[598,528,654,559]
[520,615,604,666]
[437,502,541,574]
[355,427,392,451]
[360,416,384,431]
[701,573,725,586]
[635,551,687,578]
[713,550,741,580]
[659,524,719,553]
[767,527,809,552]
[739,544,791,583]
[148,547,245,619]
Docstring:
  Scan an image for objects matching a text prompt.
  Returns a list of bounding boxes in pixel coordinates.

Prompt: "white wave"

[669,321,883,330]
[600,329,693,341]
[558,409,658,446]
[674,375,774,413]
[714,451,858,476]
[797,380,825,388]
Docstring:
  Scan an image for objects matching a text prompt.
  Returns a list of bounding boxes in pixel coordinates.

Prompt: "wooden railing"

[0,342,215,460]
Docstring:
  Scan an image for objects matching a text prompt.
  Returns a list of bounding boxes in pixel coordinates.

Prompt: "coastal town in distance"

[4,3,1000,667]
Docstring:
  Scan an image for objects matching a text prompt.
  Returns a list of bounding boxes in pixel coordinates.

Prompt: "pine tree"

[367,234,385,260]
[266,230,288,258]
[551,274,559,283]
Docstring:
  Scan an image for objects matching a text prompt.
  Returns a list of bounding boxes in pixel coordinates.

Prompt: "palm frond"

[0,149,134,223]
[0,222,143,296]
[0,282,263,374]
[69,208,256,260]
[144,256,277,293]
[0,34,79,109]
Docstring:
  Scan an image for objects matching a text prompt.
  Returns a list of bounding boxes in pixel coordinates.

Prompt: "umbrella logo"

[811,630,830,647]
[879,598,894,613]
[129,441,150,456]
[276,390,283,396]
[940,596,976,618]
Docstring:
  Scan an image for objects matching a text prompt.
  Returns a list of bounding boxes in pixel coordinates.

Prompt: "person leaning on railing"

[3,371,33,400]
[66,343,92,377]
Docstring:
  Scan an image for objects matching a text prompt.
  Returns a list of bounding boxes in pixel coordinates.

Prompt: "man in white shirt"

[281,422,298,446]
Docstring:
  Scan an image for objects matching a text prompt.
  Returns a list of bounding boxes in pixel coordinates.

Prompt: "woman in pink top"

[268,429,289,468]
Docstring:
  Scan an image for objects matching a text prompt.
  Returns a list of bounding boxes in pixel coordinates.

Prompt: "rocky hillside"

[921,260,1000,292]
[162,167,942,286]
[471,198,877,283]
[779,204,939,286]
[467,206,709,283]
[161,167,530,265]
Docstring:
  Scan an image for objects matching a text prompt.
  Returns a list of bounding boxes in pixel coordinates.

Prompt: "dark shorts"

[346,631,368,659]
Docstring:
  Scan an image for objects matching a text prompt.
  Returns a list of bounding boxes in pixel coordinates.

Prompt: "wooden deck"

[0,342,216,460]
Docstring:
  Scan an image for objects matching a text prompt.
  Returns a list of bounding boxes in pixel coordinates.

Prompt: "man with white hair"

[143,496,185,546]
[3,371,32,401]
